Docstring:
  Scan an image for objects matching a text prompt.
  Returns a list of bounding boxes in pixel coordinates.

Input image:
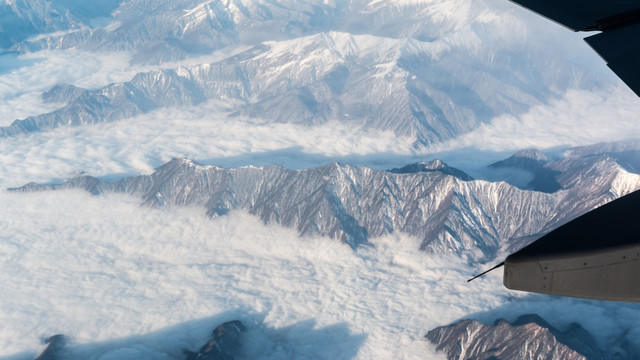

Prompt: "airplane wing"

[503,189,640,302]
[509,0,640,96]
[483,0,640,302]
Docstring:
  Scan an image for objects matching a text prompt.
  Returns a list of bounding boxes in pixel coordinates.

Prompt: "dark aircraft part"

[496,0,640,301]
[508,0,640,31]
[509,0,640,96]
[503,190,640,302]
[585,24,640,97]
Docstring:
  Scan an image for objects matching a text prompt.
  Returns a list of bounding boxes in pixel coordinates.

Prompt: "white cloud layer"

[1,47,639,188]
[0,190,638,359]
[0,101,420,189]
[0,47,250,125]
[426,86,640,154]
[1,88,638,190]
[0,50,132,124]
[1,15,640,359]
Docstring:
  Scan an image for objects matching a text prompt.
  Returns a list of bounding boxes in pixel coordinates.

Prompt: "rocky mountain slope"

[1,0,606,146]
[2,30,596,145]
[426,314,621,360]
[13,143,640,257]
[0,0,118,49]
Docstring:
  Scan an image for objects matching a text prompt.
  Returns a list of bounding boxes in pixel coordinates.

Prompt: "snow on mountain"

[11,0,350,61]
[427,314,622,360]
[388,159,474,181]
[2,1,640,358]
[1,0,626,150]
[0,0,120,49]
[1,28,602,145]
[4,0,580,63]
[0,0,81,49]
[0,187,506,359]
[14,146,640,258]
[3,187,640,359]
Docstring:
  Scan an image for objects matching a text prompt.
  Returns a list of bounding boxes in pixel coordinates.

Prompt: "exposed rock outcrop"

[34,335,66,360]
[426,314,618,360]
[11,146,640,255]
[184,321,244,360]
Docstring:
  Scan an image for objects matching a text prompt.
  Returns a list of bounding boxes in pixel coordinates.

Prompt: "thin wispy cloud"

[0,47,252,125]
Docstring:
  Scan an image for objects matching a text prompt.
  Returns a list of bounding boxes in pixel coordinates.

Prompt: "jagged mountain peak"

[41,83,87,104]
[11,150,640,256]
[3,0,611,146]
[257,31,404,66]
[420,159,445,169]
[513,148,548,162]
[427,313,621,360]
[489,149,550,172]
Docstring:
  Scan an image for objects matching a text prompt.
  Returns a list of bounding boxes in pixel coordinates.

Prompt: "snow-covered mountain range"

[2,29,600,145]
[2,0,576,60]
[427,314,625,360]
[14,140,640,258]
[2,0,640,358]
[1,0,611,146]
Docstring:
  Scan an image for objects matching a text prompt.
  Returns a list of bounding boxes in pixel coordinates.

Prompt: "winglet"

[467,262,505,282]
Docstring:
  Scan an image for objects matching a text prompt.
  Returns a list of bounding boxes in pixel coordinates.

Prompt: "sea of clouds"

[1,190,639,359]
[2,1,640,357]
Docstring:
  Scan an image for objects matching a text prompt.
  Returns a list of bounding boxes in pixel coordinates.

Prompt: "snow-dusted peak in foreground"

[13,145,640,258]
[427,314,625,360]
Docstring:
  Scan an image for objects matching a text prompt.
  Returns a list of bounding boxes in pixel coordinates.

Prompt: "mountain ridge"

[1,30,602,146]
[13,147,640,257]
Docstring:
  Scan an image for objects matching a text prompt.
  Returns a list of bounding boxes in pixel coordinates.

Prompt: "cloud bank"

[0,47,638,188]
[427,86,640,153]
[0,47,250,126]
[1,4,640,358]
[1,189,638,359]
[0,190,479,359]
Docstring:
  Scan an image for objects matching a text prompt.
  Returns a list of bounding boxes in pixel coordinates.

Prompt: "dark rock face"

[184,321,244,360]
[388,160,473,181]
[489,149,562,193]
[34,335,66,360]
[426,314,617,360]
